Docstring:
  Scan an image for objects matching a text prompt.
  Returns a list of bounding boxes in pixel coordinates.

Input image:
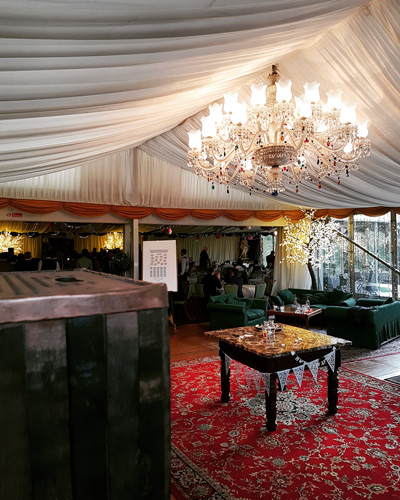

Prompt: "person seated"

[250,260,261,276]
[241,267,249,285]
[76,248,93,270]
[201,266,222,299]
[222,260,233,274]
[22,251,39,271]
[227,268,244,297]
[235,258,244,272]
[15,253,26,271]
[38,250,60,271]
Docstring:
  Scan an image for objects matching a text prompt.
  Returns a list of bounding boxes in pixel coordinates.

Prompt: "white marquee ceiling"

[0,0,399,211]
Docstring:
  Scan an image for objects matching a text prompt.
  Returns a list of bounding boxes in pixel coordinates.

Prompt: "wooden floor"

[169,321,400,499]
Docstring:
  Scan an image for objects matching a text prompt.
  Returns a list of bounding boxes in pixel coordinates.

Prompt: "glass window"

[320,219,350,292]
[353,213,391,298]
[261,234,275,266]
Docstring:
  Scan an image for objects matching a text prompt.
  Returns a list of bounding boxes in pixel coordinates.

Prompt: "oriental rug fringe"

[171,357,400,500]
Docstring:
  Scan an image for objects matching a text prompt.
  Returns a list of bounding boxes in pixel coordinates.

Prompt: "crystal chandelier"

[187,66,370,196]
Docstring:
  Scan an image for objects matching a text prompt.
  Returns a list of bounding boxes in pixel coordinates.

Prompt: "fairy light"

[103,232,123,250]
[281,209,339,267]
[0,230,24,254]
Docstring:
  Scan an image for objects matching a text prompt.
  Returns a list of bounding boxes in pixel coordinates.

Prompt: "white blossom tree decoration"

[0,230,24,254]
[281,209,340,289]
[103,232,123,250]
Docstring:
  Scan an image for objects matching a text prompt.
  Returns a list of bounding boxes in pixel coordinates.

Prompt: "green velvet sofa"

[270,288,356,311]
[207,293,269,330]
[325,297,400,349]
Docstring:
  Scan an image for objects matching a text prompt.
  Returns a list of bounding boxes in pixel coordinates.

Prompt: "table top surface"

[272,305,322,317]
[205,324,351,359]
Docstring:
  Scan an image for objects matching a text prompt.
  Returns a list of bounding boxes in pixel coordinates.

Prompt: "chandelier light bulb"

[231,102,248,125]
[201,115,217,138]
[250,83,267,106]
[208,103,224,123]
[223,91,239,113]
[343,141,353,154]
[326,89,343,111]
[357,120,369,138]
[244,159,253,171]
[316,122,328,133]
[295,94,312,118]
[275,79,292,103]
[340,102,357,125]
[304,81,320,103]
[188,129,202,150]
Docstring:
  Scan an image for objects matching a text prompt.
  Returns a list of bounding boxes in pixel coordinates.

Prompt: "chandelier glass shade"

[187,66,371,196]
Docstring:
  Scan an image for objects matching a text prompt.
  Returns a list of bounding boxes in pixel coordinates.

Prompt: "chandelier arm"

[290,166,302,184]
[209,147,237,167]
[306,137,353,157]
[193,157,220,172]
[304,141,363,165]
[237,131,262,158]
[308,137,343,155]
[284,128,305,153]
[224,163,244,184]
[245,163,261,186]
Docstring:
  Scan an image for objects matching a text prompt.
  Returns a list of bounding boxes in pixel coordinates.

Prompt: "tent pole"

[132,219,140,280]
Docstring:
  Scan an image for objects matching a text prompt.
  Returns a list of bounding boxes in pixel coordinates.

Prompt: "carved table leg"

[220,349,230,403]
[327,368,339,414]
[265,373,278,431]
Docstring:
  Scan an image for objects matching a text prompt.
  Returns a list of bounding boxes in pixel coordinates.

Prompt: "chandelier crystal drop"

[187,66,371,195]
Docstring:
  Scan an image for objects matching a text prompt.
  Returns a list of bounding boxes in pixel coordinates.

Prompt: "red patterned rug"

[171,356,400,500]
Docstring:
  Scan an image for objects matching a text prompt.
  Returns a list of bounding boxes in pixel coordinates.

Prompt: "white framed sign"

[142,240,178,291]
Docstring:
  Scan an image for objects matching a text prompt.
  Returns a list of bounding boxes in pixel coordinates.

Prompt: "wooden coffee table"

[205,324,351,432]
[268,305,323,329]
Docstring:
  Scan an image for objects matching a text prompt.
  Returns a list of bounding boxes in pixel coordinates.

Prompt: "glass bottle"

[305,296,310,311]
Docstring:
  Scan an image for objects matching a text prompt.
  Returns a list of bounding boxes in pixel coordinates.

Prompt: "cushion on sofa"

[356,298,385,307]
[247,309,265,320]
[210,293,235,304]
[277,289,295,304]
[328,288,353,305]
[308,291,329,305]
[224,294,236,304]
[233,298,246,307]
[384,297,395,304]
[350,305,378,325]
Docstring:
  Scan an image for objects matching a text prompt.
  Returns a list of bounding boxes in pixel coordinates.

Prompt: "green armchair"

[207,293,269,330]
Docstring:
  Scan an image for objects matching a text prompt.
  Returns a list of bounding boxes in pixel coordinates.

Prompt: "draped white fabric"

[0,0,399,212]
[274,227,311,290]
[0,148,297,210]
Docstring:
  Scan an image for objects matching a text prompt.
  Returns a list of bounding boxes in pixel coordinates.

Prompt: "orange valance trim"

[1,198,399,222]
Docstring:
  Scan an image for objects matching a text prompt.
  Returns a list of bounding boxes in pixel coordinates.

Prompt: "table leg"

[265,373,278,431]
[327,368,339,414]
[220,350,230,403]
